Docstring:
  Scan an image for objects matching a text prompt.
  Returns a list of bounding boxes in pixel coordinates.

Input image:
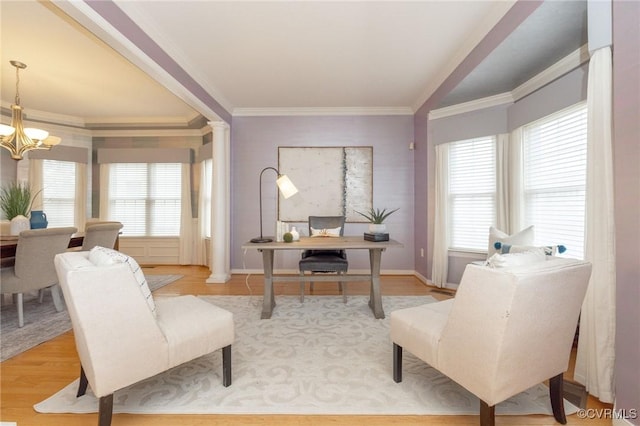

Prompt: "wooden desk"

[241,236,403,319]
[0,233,84,267]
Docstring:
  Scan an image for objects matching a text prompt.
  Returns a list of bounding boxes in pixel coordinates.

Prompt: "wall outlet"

[420,248,424,257]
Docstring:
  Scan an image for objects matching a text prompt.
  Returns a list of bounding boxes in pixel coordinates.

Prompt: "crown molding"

[428,44,590,120]
[232,106,414,117]
[428,92,514,120]
[91,128,206,138]
[511,44,590,102]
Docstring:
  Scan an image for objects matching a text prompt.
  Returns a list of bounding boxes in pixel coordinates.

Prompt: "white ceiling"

[0,1,586,129]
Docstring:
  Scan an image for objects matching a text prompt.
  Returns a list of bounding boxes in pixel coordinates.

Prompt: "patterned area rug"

[34,295,578,416]
[0,274,183,361]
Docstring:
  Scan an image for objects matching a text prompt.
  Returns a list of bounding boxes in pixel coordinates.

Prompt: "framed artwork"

[278,146,373,222]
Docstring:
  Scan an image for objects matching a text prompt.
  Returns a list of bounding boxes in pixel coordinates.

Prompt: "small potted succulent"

[356,207,399,234]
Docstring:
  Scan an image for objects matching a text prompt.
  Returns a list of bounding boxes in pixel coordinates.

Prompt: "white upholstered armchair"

[54,249,234,426]
[391,257,592,426]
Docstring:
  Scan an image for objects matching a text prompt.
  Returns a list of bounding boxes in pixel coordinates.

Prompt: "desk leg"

[368,248,385,319]
[260,249,276,319]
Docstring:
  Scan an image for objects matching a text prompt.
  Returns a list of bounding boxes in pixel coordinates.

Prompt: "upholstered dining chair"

[299,215,348,302]
[54,248,234,426]
[82,221,123,250]
[390,257,592,426]
[0,226,77,327]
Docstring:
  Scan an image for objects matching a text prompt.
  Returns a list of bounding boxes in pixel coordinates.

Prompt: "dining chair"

[82,222,123,250]
[299,215,348,302]
[0,226,77,327]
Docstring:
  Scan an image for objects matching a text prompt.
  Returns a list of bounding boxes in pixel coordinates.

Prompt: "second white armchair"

[55,248,234,426]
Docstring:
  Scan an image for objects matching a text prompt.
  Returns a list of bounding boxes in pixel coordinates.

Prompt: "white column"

[207,121,231,283]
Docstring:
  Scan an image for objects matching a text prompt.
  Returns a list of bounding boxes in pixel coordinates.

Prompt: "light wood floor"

[0,265,612,425]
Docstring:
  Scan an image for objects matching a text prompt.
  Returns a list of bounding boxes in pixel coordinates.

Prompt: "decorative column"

[207,121,231,283]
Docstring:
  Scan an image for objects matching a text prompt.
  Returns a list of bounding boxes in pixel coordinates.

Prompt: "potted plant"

[0,182,37,235]
[356,207,399,234]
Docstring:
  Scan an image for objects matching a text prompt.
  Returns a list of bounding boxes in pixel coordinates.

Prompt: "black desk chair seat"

[298,216,348,303]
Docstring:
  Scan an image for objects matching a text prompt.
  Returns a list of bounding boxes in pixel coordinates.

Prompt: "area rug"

[35,295,578,416]
[0,274,183,362]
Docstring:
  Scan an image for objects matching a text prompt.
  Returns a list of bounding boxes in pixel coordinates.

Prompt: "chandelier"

[0,60,61,160]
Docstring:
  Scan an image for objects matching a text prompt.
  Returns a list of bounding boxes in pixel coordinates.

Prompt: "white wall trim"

[428,93,514,120]
[232,106,414,117]
[91,128,205,138]
[511,44,590,102]
[428,44,590,120]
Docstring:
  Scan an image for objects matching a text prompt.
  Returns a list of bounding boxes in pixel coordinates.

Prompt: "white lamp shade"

[0,124,16,137]
[24,127,49,141]
[43,135,62,146]
[276,174,298,199]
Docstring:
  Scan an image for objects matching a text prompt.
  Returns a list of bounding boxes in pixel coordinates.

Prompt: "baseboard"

[231,268,416,275]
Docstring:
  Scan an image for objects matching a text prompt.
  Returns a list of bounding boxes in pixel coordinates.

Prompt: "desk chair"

[0,227,77,327]
[299,215,348,302]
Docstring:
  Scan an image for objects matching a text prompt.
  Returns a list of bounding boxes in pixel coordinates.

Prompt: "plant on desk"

[355,207,399,234]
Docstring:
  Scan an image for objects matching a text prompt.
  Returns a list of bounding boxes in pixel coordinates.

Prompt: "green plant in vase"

[356,207,399,234]
[0,182,38,234]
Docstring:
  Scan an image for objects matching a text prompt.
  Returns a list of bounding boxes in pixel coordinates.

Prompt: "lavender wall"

[230,115,415,273]
[612,0,640,422]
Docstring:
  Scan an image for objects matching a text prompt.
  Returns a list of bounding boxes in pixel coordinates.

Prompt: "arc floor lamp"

[251,167,298,243]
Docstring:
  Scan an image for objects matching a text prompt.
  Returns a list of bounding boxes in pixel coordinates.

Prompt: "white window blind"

[523,102,587,259]
[108,163,182,236]
[448,136,496,251]
[42,160,76,228]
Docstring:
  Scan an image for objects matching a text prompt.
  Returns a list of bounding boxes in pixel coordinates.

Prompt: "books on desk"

[364,232,389,242]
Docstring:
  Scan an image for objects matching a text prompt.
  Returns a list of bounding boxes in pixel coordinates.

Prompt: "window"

[448,136,496,251]
[108,163,182,236]
[42,160,76,228]
[523,103,587,259]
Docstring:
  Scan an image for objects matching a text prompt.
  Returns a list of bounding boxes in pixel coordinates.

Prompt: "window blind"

[448,136,496,251]
[42,160,76,228]
[523,102,587,259]
[108,163,182,236]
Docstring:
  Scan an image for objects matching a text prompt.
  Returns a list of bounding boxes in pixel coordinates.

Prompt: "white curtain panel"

[507,127,524,234]
[99,164,110,220]
[575,46,616,403]
[195,160,212,266]
[74,163,87,231]
[495,133,511,232]
[431,143,449,287]
[178,163,194,265]
[28,158,44,210]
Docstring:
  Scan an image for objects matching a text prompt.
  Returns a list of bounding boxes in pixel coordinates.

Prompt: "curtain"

[495,133,510,232]
[99,164,110,219]
[195,159,212,266]
[507,127,524,234]
[431,143,449,287]
[74,163,87,231]
[575,46,616,403]
[178,163,194,265]
[28,159,44,210]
